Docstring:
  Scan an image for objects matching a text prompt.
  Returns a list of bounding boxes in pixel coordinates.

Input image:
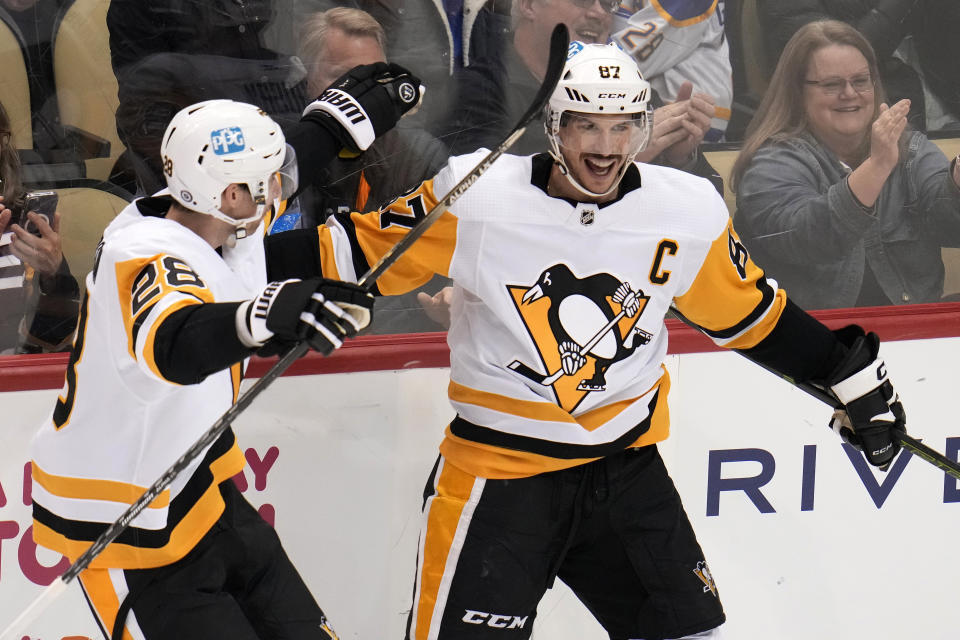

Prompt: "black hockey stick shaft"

[0,25,571,640]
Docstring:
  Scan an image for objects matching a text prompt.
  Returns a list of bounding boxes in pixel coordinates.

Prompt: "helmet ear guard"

[544,42,653,198]
[160,100,294,229]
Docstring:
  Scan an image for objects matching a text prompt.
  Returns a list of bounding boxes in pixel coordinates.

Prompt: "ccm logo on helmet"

[210,127,246,155]
[598,93,627,99]
[462,610,528,629]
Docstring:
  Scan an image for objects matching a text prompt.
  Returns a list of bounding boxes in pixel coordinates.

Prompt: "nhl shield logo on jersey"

[507,263,653,412]
[693,560,718,597]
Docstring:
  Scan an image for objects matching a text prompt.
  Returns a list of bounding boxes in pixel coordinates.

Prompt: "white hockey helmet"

[160,99,296,227]
[546,42,653,198]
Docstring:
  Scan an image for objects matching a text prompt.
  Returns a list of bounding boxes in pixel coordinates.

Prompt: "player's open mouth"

[583,156,620,177]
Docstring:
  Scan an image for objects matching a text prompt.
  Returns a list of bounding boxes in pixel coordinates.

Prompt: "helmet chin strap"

[549,148,637,200]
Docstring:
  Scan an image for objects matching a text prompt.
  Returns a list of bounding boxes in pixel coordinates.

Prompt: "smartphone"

[18,191,58,237]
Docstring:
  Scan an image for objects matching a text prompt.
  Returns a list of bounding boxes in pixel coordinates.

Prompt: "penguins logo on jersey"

[507,263,653,412]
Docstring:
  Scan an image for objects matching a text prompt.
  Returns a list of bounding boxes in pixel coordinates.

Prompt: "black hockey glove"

[301,62,424,153]
[236,278,374,356]
[822,326,906,467]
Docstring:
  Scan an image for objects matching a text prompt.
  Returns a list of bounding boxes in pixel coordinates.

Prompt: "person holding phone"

[0,102,80,353]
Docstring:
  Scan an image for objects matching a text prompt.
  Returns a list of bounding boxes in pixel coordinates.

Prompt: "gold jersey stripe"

[317,228,343,281]
[448,380,578,424]
[33,443,244,569]
[675,220,782,348]
[441,374,672,479]
[32,462,171,509]
[449,376,661,433]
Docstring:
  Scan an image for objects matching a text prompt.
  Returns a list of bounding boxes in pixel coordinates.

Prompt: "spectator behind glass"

[611,0,732,141]
[295,7,451,334]
[731,20,960,311]
[0,101,79,354]
[758,0,931,131]
[439,0,614,156]
[292,0,509,132]
[107,0,308,195]
[441,0,716,185]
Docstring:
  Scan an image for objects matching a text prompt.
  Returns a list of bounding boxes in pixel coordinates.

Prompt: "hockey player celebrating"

[28,61,422,640]
[267,43,906,639]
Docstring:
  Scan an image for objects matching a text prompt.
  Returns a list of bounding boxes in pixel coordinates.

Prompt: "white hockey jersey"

[30,197,266,569]
[612,0,732,140]
[317,151,786,478]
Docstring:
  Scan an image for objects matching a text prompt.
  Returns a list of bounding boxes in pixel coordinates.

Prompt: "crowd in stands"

[0,0,959,354]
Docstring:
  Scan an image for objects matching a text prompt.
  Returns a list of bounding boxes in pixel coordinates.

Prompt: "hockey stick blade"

[0,26,572,640]
[358,23,569,289]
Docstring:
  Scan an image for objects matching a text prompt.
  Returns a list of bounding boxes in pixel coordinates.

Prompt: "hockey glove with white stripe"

[824,326,906,467]
[236,278,373,356]
[302,62,423,153]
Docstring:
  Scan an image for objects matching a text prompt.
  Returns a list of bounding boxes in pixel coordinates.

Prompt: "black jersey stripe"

[449,389,659,459]
[130,301,157,350]
[32,427,238,549]
[331,210,381,296]
[696,277,775,340]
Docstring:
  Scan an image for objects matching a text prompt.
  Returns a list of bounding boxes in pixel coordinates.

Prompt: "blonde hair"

[299,8,387,93]
[0,102,22,203]
[731,20,886,192]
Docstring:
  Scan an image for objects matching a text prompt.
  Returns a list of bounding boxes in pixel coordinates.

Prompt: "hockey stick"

[508,309,626,386]
[776,373,960,481]
[0,25,571,640]
[670,308,960,481]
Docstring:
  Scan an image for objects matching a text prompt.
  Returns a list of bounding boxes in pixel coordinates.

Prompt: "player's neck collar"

[530,153,642,208]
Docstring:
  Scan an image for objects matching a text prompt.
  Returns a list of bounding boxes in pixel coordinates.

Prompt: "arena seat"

[52,0,124,182]
[702,147,739,214]
[54,182,133,292]
[0,7,33,150]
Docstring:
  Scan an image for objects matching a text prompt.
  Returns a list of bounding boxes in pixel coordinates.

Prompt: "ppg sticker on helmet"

[210,127,246,155]
[567,41,584,59]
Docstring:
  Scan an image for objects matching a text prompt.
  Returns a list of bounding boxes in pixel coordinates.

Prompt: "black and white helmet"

[545,42,653,197]
[160,100,297,228]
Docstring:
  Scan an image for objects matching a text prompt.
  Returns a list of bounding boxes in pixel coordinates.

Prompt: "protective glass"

[804,73,873,96]
[567,0,620,13]
[276,143,299,202]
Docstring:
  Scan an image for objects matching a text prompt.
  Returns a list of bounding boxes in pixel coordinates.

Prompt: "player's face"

[224,174,281,221]
[557,113,644,194]
[803,44,876,152]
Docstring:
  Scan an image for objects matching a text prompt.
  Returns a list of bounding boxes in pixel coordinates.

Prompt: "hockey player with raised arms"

[28,62,422,640]
[267,43,906,639]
